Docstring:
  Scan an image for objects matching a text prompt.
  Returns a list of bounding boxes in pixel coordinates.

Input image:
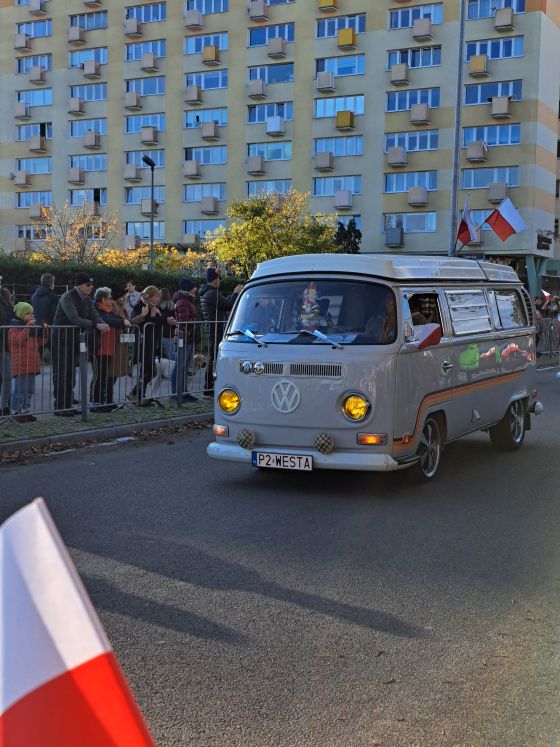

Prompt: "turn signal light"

[218,388,241,415]
[357,433,387,446]
[213,424,229,437]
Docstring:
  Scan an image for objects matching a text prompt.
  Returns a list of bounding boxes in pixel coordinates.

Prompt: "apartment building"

[0,0,559,291]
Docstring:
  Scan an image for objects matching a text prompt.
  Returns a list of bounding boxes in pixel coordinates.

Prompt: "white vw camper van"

[207,254,542,479]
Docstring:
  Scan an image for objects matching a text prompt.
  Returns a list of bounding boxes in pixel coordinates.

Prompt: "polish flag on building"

[0,498,156,747]
[457,197,478,245]
[485,197,528,241]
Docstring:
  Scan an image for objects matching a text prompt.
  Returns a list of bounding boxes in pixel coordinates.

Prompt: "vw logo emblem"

[271,380,300,414]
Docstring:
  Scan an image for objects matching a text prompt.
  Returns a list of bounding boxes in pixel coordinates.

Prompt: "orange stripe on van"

[393,371,523,451]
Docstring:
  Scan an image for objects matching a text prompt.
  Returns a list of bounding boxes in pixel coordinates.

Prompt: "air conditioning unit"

[83,131,101,149]
[200,196,219,214]
[84,201,100,216]
[248,79,267,99]
[82,60,101,79]
[123,234,140,249]
[123,164,142,182]
[318,0,337,11]
[14,34,31,51]
[29,135,46,152]
[410,103,430,124]
[387,146,407,167]
[201,122,220,140]
[314,151,334,171]
[412,18,432,41]
[29,203,44,219]
[29,0,46,15]
[184,160,202,179]
[408,186,428,206]
[249,0,268,21]
[491,96,511,119]
[141,198,158,216]
[29,66,45,85]
[68,97,85,115]
[316,71,336,92]
[68,27,86,46]
[140,126,158,144]
[338,28,356,50]
[268,37,286,59]
[466,140,488,162]
[15,237,31,252]
[334,190,353,209]
[15,171,30,187]
[266,116,285,136]
[390,63,409,86]
[185,85,202,104]
[202,45,220,66]
[124,18,142,38]
[247,155,265,175]
[124,91,142,110]
[184,9,204,30]
[67,167,85,184]
[488,182,508,203]
[141,53,158,72]
[469,54,488,77]
[385,226,404,247]
[335,110,355,130]
[15,103,31,120]
[494,6,514,31]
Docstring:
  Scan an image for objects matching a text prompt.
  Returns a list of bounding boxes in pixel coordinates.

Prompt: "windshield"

[226,279,397,345]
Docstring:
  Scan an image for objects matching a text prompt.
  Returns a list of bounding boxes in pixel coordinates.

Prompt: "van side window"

[492,288,529,329]
[446,290,492,335]
[408,293,441,326]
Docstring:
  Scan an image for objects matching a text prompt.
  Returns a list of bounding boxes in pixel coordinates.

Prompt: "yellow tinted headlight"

[218,388,240,415]
[342,394,370,422]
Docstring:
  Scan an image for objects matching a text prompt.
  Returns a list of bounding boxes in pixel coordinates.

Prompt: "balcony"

[29,203,44,220]
[141,199,158,216]
[183,234,200,247]
[410,103,430,124]
[67,167,85,184]
[68,97,85,115]
[469,54,488,77]
[184,9,204,30]
[249,0,268,21]
[390,63,408,86]
[29,66,45,85]
[14,34,32,51]
[185,85,202,104]
[338,28,356,50]
[491,96,511,119]
[84,201,100,216]
[140,126,158,145]
[29,0,46,15]
[412,18,432,41]
[68,27,86,46]
[316,71,336,93]
[466,140,488,162]
[266,116,285,136]
[268,37,286,58]
[467,227,483,246]
[247,155,265,175]
[15,238,31,252]
[408,186,428,206]
[248,78,267,98]
[318,0,337,11]
[202,45,220,66]
[15,171,30,187]
[123,164,142,182]
[141,53,158,72]
[83,131,101,149]
[201,196,219,214]
[488,182,508,203]
[494,7,514,31]
[201,122,220,140]
[124,91,142,110]
[387,146,407,167]
[335,110,354,130]
[333,190,353,210]
[15,104,31,120]
[29,135,46,153]
[123,234,140,250]
[84,0,102,6]
[124,18,142,38]
[314,151,334,171]
[82,60,101,78]
[385,227,404,247]
[184,160,202,179]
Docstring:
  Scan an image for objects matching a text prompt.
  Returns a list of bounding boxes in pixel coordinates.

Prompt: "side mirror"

[417,323,443,350]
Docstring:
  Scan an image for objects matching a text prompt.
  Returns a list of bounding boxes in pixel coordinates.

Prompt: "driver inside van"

[365,293,397,343]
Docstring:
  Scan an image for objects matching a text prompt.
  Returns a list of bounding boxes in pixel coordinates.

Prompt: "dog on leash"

[189,352,207,377]
[149,354,207,396]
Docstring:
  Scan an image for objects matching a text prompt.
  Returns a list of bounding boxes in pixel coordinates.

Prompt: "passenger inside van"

[409,294,441,326]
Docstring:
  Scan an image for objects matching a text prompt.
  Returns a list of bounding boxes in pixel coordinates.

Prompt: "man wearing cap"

[171,276,200,402]
[199,267,243,398]
[51,273,109,416]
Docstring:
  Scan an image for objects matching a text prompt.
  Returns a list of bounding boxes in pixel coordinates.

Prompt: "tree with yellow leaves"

[204,190,337,280]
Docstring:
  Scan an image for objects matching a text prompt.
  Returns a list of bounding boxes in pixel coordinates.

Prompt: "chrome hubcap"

[509,400,524,443]
[418,419,441,478]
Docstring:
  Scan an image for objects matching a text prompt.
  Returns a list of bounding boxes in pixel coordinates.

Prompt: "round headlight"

[342,393,370,422]
[218,388,241,415]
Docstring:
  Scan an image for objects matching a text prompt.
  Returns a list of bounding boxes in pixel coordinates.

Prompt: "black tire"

[412,415,443,481]
[489,399,526,451]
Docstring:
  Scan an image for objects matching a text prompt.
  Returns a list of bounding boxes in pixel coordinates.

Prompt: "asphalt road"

[2,369,560,747]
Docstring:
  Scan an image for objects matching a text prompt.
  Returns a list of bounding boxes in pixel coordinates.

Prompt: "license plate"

[252,451,313,471]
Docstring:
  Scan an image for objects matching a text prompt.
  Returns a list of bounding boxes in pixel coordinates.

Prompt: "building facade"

[0,0,559,290]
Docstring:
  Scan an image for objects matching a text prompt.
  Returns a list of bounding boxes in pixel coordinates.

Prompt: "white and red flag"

[0,498,156,747]
[485,197,528,241]
[457,197,478,245]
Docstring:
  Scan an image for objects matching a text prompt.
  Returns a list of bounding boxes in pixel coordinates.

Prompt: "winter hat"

[109,283,126,301]
[14,302,33,319]
[179,276,196,292]
[206,267,220,283]
[75,271,94,286]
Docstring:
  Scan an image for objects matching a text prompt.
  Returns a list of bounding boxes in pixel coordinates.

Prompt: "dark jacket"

[31,285,59,326]
[130,298,164,360]
[52,288,104,351]
[199,283,238,324]
[0,294,16,353]
[172,291,200,344]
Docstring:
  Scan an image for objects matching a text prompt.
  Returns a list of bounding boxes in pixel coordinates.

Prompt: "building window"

[185,145,227,164]
[16,224,49,240]
[313,175,362,196]
[316,55,365,77]
[184,219,224,237]
[247,179,292,196]
[69,48,108,68]
[17,122,53,140]
[465,80,522,105]
[69,153,107,171]
[386,87,440,112]
[384,130,438,152]
[16,191,52,208]
[461,165,519,188]
[69,188,107,206]
[16,19,52,37]
[337,214,362,230]
[249,63,294,84]
[126,221,165,239]
[184,182,226,202]
[465,37,524,61]
[467,0,525,21]
[185,33,228,54]
[69,11,108,29]
[249,23,295,47]
[125,40,166,61]
[125,2,166,22]
[16,54,52,74]
[69,83,107,101]
[385,170,437,192]
[126,149,165,168]
[17,88,52,107]
[316,14,366,38]
[389,4,443,30]
[16,157,51,174]
[314,135,363,156]
[248,101,293,123]
[69,118,107,136]
[125,186,165,204]
[462,123,520,147]
[384,212,437,233]
[387,46,441,70]
[125,77,165,96]
[186,70,227,90]
[186,0,228,12]
[185,108,227,128]
[248,141,292,160]
[125,113,165,133]
[314,95,364,118]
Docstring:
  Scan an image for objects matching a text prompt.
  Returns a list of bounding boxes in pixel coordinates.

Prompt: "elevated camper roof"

[251,254,520,284]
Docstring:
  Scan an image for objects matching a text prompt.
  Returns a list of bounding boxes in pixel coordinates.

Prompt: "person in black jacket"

[0,286,16,416]
[31,273,59,327]
[51,272,108,416]
[198,267,243,398]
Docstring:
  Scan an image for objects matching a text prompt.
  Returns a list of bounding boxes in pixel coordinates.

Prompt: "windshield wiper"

[284,328,343,349]
[227,328,267,347]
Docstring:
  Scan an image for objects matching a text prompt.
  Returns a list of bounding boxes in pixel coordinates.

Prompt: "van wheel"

[412,416,443,481]
[489,399,525,451]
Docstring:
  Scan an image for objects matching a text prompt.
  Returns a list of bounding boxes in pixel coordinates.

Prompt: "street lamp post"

[142,155,156,272]
[449,0,467,256]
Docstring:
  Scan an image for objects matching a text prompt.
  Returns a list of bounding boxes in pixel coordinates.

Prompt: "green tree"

[205,190,337,279]
[334,219,362,254]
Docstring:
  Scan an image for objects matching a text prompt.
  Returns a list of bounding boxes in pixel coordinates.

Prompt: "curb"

[0,412,212,456]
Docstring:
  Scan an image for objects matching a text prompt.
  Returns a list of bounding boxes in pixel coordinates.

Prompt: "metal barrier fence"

[0,320,222,425]
[536,318,560,358]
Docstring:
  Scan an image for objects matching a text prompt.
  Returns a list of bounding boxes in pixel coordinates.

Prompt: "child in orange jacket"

[8,302,47,422]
